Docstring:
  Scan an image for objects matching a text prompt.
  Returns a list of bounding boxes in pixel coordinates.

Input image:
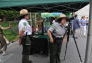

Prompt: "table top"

[33,34,49,39]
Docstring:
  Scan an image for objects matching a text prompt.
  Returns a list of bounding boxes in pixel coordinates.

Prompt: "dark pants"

[0,36,7,52]
[49,38,63,63]
[21,35,32,63]
[22,55,30,63]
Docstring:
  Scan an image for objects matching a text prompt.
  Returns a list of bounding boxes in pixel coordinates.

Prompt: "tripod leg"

[72,31,82,62]
[64,32,70,60]
[63,27,70,60]
[64,38,69,60]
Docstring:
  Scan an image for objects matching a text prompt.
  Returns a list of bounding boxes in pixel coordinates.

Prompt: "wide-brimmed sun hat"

[20,9,29,15]
[18,9,29,20]
[60,14,67,18]
[55,14,68,23]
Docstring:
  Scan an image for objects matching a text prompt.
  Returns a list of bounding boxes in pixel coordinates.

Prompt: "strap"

[26,32,27,36]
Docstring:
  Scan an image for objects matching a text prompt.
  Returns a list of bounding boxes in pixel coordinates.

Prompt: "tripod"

[63,21,82,63]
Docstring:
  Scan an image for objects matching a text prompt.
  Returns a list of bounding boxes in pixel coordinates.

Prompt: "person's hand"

[50,38,54,43]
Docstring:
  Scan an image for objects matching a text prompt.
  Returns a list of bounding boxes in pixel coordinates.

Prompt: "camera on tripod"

[62,14,83,63]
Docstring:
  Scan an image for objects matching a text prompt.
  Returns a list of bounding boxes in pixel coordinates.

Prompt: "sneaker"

[29,60,32,63]
[0,51,3,54]
[2,51,6,56]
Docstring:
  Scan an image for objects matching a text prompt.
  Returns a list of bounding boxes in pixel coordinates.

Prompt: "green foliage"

[0,10,19,21]
[3,29,17,41]
[1,21,9,27]
[1,21,18,41]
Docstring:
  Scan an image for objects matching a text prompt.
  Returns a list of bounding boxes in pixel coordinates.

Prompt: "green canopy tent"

[0,1,92,63]
[0,0,89,7]
[0,0,89,12]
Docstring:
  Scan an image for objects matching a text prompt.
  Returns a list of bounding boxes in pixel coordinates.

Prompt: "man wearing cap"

[18,9,32,63]
[48,14,67,63]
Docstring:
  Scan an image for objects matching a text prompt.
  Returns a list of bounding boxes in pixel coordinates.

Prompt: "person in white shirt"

[18,9,32,63]
[79,16,87,36]
[18,18,32,37]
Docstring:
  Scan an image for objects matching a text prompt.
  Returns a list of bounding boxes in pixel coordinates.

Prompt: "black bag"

[24,35,31,46]
[22,33,31,55]
[21,33,31,46]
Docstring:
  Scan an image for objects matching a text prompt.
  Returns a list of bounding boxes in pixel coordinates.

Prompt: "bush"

[1,21,18,42]
[0,10,19,21]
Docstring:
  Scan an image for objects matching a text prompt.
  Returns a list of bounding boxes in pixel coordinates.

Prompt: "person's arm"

[47,30,54,43]
[18,23,25,45]
[76,19,80,27]
[19,30,25,37]
[47,25,55,43]
[1,26,10,30]
[18,30,25,45]
[1,25,11,30]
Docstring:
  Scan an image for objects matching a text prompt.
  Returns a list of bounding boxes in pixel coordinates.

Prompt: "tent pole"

[84,1,92,63]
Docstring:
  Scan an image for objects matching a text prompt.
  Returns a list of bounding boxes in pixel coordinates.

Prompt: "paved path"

[0,29,88,63]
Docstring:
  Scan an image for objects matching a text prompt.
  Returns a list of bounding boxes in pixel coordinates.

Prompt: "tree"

[0,10,19,21]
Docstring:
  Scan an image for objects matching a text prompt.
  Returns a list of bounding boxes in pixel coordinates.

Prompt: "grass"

[1,21,19,42]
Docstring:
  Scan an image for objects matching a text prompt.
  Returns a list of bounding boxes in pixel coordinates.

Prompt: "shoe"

[0,51,3,54]
[22,61,32,63]
[29,60,32,63]
[2,51,6,56]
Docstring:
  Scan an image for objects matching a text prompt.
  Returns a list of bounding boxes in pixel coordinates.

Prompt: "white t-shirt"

[18,19,32,35]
